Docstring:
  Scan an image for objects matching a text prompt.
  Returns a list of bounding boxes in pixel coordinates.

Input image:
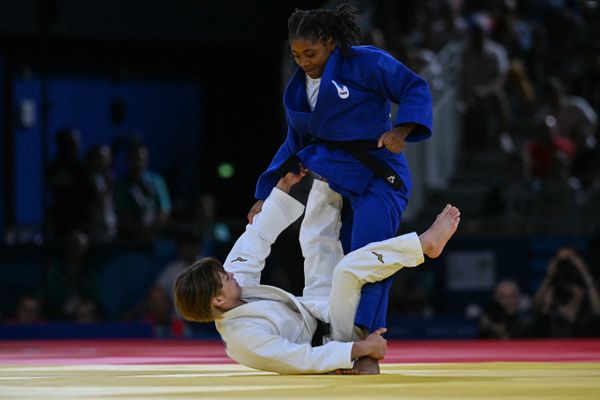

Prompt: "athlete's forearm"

[351,341,371,359]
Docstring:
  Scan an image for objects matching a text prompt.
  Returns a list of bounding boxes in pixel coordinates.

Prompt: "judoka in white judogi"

[216,180,428,374]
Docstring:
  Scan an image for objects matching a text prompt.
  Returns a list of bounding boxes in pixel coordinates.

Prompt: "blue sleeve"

[369,52,433,142]
[254,122,307,200]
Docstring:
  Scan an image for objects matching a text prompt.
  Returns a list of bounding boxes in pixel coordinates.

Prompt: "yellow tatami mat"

[1,362,598,399]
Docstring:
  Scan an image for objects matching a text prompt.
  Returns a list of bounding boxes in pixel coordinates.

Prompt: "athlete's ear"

[326,37,335,50]
[212,296,223,308]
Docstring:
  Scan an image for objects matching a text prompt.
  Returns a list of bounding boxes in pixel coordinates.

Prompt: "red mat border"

[1,339,599,365]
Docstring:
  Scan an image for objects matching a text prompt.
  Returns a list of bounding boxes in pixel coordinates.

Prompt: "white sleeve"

[223,323,354,374]
[224,188,305,286]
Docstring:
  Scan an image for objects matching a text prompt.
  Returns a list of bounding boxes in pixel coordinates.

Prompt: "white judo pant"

[299,180,425,343]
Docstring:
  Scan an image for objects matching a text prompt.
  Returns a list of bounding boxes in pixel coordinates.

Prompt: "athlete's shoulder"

[344,45,403,78]
[349,45,394,60]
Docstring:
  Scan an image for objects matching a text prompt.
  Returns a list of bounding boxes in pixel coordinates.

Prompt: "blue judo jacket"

[255,45,433,200]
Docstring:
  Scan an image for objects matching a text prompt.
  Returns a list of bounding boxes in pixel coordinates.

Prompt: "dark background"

[0,0,324,230]
[1,0,598,340]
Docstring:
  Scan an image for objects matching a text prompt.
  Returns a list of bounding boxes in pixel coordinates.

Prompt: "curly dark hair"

[288,3,362,57]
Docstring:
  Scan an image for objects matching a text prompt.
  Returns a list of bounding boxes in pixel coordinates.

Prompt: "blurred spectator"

[458,19,510,151]
[542,77,598,146]
[74,297,103,323]
[539,5,587,87]
[370,2,440,76]
[503,59,538,138]
[169,192,232,260]
[46,128,92,239]
[155,229,202,304]
[191,193,231,256]
[529,149,578,225]
[532,247,600,337]
[524,114,576,179]
[45,231,100,320]
[12,294,44,324]
[425,1,468,52]
[391,35,441,77]
[523,114,578,226]
[126,286,180,338]
[478,279,532,339]
[144,286,172,331]
[491,1,535,63]
[375,0,425,49]
[115,141,172,241]
[85,145,117,243]
[482,151,534,229]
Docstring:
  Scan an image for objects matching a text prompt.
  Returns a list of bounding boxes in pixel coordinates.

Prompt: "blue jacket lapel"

[282,48,342,137]
[284,67,311,113]
[309,48,340,137]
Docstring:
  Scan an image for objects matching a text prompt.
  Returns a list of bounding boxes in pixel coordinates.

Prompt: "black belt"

[311,319,331,347]
[276,139,404,190]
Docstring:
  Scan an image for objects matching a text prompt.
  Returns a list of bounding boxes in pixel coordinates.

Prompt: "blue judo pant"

[340,177,409,333]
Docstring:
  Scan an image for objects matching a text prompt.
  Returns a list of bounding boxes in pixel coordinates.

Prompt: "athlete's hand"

[377,124,416,153]
[248,165,308,224]
[363,327,388,360]
[247,200,264,224]
[275,164,308,193]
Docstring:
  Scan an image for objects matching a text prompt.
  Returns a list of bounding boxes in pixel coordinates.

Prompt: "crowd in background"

[6,129,230,337]
[478,246,600,338]
[351,0,600,336]
[2,0,600,339]
[367,0,599,232]
[45,129,173,244]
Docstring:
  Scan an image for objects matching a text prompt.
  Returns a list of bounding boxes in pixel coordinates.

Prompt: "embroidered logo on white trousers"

[231,256,248,263]
[331,80,349,99]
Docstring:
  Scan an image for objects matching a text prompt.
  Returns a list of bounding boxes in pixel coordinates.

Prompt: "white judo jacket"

[215,180,425,374]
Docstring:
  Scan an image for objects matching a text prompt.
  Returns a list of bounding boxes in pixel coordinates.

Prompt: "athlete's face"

[291,38,335,79]
[212,271,242,312]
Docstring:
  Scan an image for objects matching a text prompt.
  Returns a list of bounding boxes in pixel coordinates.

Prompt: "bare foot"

[352,356,380,375]
[328,368,366,375]
[419,204,460,259]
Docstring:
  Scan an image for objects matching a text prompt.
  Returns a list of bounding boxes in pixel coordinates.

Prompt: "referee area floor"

[1,339,599,399]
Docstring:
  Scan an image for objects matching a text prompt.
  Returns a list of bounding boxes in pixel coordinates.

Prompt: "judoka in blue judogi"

[249,4,433,351]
